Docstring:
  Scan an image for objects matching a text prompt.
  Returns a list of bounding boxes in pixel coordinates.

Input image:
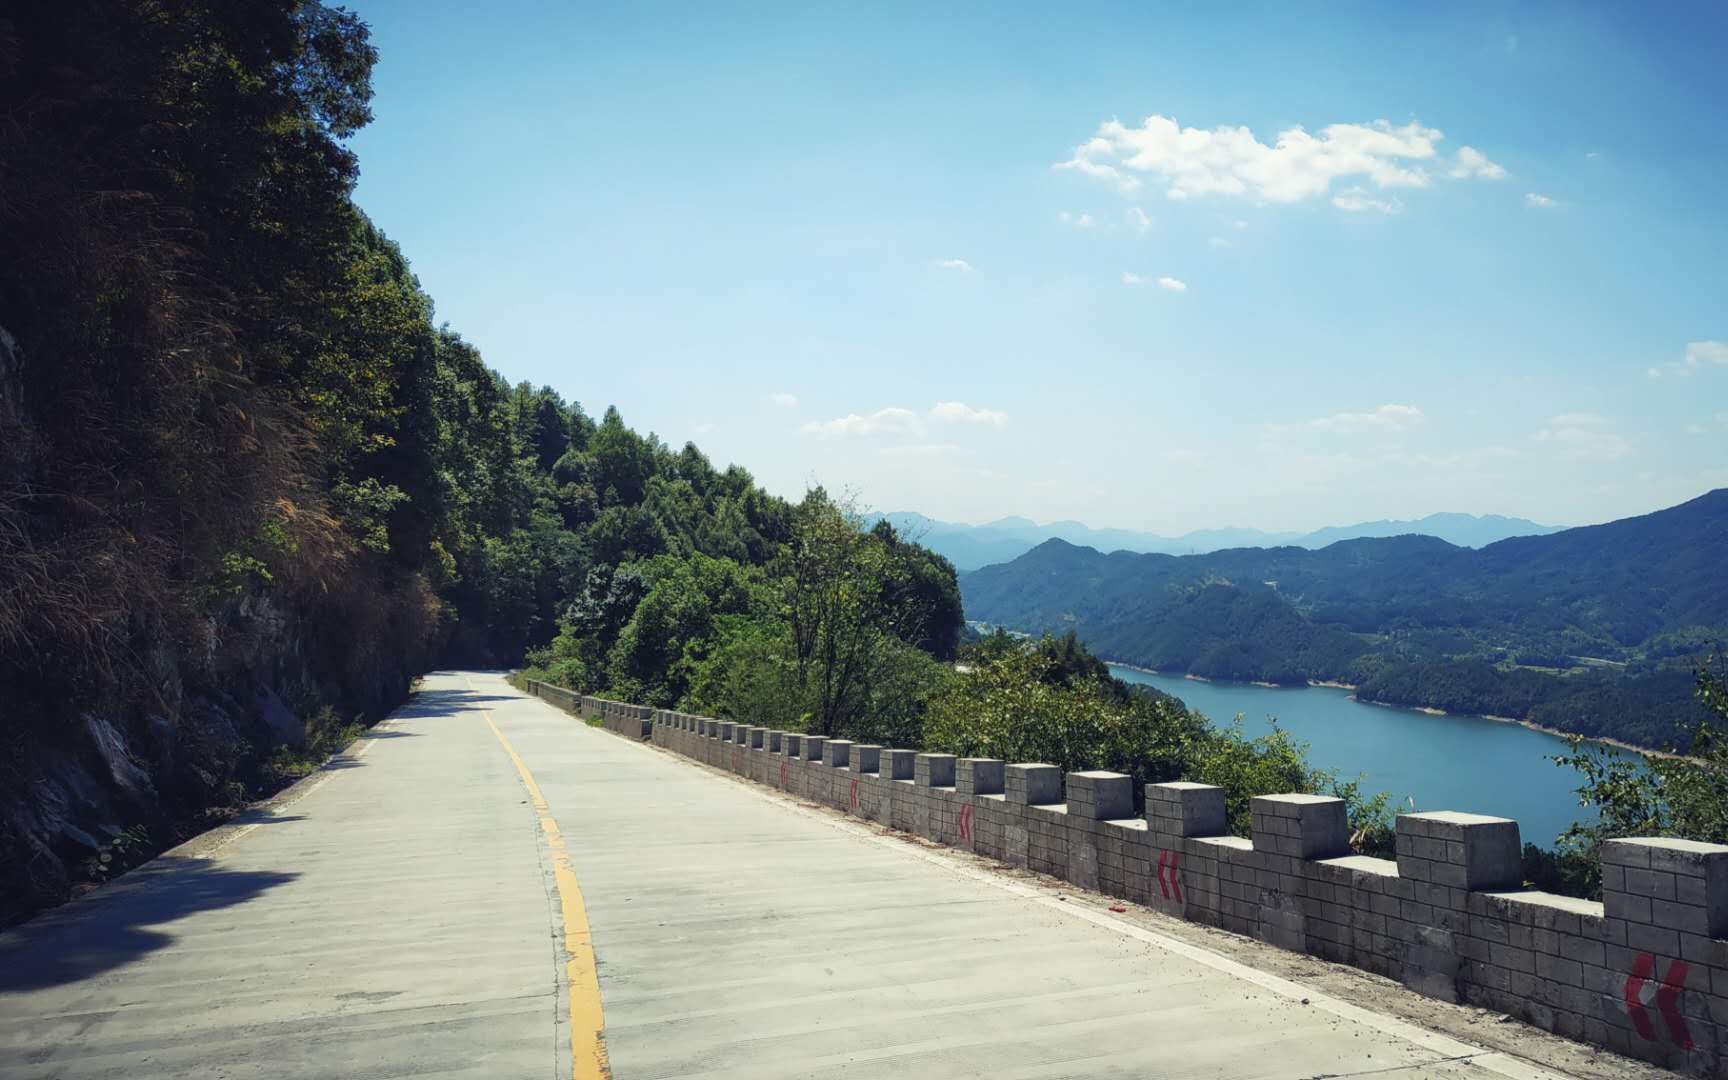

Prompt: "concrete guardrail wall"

[519,678,1728,1077]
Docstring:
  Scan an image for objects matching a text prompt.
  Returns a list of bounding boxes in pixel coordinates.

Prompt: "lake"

[1106,664,1640,848]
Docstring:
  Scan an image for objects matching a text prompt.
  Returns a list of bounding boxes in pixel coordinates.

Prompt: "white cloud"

[1058,115,1502,207]
[801,407,923,437]
[931,401,1009,426]
[1208,236,1231,248]
[1690,341,1728,368]
[1546,412,1611,427]
[1310,403,1424,433]
[1122,271,1145,285]
[1157,276,1187,292]
[1332,187,1403,214]
[769,392,798,407]
[1685,424,1706,436]
[1449,146,1507,180]
[936,258,973,272]
[1127,207,1152,232]
[1525,192,1557,208]
[1718,410,1728,427]
[1231,219,1249,229]
[1648,340,1728,378]
[803,402,1009,437]
[1532,414,1631,461]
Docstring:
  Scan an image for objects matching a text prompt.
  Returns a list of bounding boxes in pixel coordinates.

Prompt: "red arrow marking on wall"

[1155,849,1183,903]
[1656,958,1693,1050]
[958,803,972,840]
[1624,952,1657,1041]
[849,779,859,810]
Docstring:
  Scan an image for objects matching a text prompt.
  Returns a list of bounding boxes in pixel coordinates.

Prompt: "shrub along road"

[0,673,1653,1078]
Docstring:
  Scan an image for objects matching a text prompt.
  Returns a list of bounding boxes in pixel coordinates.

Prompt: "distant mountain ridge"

[884,510,1565,572]
[955,489,1728,750]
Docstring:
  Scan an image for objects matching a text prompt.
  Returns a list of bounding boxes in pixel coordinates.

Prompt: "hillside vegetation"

[0,1,952,920]
[7,0,1358,924]
[960,490,1728,748]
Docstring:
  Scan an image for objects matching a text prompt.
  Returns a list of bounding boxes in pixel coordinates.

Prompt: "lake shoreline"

[1106,660,1669,760]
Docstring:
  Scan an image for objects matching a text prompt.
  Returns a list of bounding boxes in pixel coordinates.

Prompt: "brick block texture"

[524,679,1728,1079]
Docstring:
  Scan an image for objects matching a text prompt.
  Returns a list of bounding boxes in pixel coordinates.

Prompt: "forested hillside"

[961,491,1728,748]
[0,1,964,921]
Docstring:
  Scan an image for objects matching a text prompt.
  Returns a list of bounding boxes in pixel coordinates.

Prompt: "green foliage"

[266,704,365,785]
[82,826,152,884]
[530,488,958,748]
[925,639,1392,849]
[605,555,769,707]
[1551,658,1728,896]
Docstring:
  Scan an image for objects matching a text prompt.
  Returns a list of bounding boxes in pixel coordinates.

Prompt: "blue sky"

[346,1,1727,533]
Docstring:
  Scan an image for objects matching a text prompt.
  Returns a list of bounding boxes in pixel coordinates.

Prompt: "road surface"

[0,672,1634,1079]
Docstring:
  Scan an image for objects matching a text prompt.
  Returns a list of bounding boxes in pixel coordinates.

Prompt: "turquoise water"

[1107,664,1638,848]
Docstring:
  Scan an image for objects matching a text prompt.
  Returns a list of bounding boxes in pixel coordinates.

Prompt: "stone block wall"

[524,679,1728,1077]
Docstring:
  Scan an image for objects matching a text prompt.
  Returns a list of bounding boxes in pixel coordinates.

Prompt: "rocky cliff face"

[0,323,419,924]
[0,589,417,924]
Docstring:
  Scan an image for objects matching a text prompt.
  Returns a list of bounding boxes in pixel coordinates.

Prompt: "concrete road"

[0,672,1612,1079]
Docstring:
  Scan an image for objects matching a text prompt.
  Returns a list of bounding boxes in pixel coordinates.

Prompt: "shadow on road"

[403,688,520,712]
[0,857,298,991]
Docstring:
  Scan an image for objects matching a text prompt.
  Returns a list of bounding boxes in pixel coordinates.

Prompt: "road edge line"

[474,678,610,1080]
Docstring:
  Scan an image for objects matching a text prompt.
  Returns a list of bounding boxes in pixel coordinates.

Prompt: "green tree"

[1552,657,1728,894]
[779,490,900,737]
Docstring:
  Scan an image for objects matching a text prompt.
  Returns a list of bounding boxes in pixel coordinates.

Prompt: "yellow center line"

[467,675,609,1080]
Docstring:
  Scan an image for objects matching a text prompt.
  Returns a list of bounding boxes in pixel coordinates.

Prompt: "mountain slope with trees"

[0,0,957,921]
[960,490,1728,748]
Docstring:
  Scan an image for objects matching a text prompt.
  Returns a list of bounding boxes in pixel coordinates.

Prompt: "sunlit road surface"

[0,672,1597,1079]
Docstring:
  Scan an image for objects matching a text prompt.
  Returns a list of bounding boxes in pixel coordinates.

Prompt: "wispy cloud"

[1310,403,1423,433]
[1058,115,1504,207]
[769,392,798,407]
[1525,192,1557,209]
[1532,413,1630,461]
[1449,146,1507,180]
[931,401,1009,426]
[801,407,923,437]
[936,258,973,272]
[802,402,1009,437]
[1058,211,1096,229]
[1332,187,1403,214]
[1647,340,1728,378]
[1157,276,1187,292]
[1122,271,1145,285]
[1126,207,1151,232]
